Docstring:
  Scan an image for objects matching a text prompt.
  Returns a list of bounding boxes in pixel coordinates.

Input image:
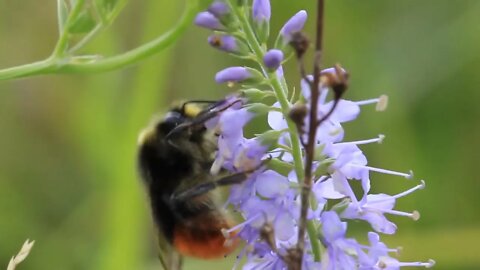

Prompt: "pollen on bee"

[184,103,202,118]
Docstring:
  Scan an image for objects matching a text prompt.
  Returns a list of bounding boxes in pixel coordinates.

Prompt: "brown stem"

[292,0,325,269]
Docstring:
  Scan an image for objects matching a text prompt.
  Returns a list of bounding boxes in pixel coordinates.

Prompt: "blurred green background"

[0,0,479,269]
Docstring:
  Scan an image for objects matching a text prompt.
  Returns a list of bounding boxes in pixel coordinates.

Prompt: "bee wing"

[157,232,183,270]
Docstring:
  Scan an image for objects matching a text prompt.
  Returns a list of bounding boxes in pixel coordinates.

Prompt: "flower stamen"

[335,134,385,146]
[355,94,388,111]
[350,164,413,179]
[392,180,425,199]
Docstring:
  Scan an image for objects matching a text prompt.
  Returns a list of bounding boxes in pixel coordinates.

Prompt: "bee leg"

[171,171,251,203]
[167,251,183,270]
[172,156,271,202]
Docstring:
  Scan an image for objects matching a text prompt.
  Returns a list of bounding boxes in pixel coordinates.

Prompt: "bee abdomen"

[172,215,239,259]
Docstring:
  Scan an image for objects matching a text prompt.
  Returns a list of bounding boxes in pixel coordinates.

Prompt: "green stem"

[307,221,322,261]
[0,58,56,81]
[0,0,198,81]
[232,5,304,181]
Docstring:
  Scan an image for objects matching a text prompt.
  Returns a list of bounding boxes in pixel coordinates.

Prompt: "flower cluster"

[195,0,434,269]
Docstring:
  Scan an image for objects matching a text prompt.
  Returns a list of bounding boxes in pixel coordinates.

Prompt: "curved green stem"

[0,0,198,81]
[0,58,56,81]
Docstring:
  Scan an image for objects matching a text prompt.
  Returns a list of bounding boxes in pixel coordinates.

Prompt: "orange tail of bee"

[173,217,239,259]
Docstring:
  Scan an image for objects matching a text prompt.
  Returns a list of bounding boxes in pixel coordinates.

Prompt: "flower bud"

[275,10,308,49]
[208,1,229,18]
[289,31,310,58]
[208,35,249,56]
[263,49,284,70]
[320,65,349,99]
[245,103,272,115]
[208,35,237,53]
[215,67,264,84]
[194,11,224,30]
[252,0,271,22]
[289,103,308,133]
[252,0,271,42]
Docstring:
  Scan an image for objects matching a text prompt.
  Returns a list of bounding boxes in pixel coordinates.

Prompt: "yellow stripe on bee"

[183,104,202,118]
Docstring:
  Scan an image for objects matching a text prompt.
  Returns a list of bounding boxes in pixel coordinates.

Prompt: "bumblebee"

[137,100,247,269]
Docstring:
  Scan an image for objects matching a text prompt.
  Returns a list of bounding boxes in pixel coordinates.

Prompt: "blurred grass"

[1,0,479,269]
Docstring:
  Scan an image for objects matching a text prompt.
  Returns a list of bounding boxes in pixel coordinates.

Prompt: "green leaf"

[267,158,294,176]
[256,129,284,146]
[313,158,335,178]
[245,103,275,114]
[241,88,273,102]
[68,10,97,34]
[57,0,69,34]
[94,0,125,23]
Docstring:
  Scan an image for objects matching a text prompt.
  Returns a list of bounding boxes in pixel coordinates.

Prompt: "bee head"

[157,111,186,136]
[137,102,206,145]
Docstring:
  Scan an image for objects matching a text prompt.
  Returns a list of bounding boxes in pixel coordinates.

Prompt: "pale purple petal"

[215,66,251,83]
[280,10,308,41]
[208,1,229,18]
[208,35,238,53]
[274,212,295,241]
[194,11,223,30]
[268,102,288,130]
[313,178,346,200]
[263,49,283,70]
[255,170,289,198]
[320,99,360,123]
[252,0,271,22]
[321,211,346,242]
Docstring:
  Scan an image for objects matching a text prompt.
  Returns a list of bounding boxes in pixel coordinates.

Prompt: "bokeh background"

[1,0,479,269]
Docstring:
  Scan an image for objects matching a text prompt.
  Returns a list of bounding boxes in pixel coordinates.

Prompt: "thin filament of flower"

[224,213,262,235]
[384,259,436,268]
[355,97,380,106]
[335,134,385,146]
[392,180,425,199]
[358,244,399,253]
[350,164,413,179]
[363,206,418,219]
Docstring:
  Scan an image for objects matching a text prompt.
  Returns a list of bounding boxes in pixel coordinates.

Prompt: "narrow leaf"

[68,10,97,34]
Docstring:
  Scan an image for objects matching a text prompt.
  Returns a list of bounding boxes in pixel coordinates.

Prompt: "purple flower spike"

[208,35,237,53]
[208,1,229,18]
[215,67,251,83]
[252,0,271,22]
[280,10,308,42]
[194,11,223,30]
[263,49,283,70]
